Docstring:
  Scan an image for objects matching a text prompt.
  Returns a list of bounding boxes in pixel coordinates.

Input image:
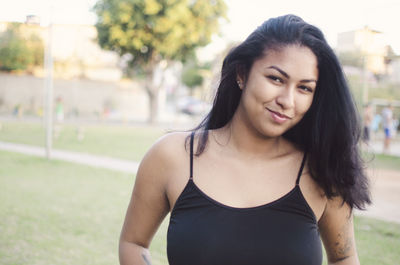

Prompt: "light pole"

[361,55,369,108]
[44,21,54,160]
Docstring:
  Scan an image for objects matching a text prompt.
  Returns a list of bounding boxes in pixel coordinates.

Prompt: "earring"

[236,80,242,88]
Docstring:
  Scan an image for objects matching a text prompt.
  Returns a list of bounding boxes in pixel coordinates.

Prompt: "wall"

[0,73,149,122]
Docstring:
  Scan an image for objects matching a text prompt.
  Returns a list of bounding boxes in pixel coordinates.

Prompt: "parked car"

[177,97,211,116]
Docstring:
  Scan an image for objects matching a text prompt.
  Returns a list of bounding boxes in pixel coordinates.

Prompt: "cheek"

[243,85,264,105]
[296,97,314,116]
[249,84,276,103]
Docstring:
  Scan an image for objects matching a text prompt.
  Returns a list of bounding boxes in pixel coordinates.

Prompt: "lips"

[266,108,292,124]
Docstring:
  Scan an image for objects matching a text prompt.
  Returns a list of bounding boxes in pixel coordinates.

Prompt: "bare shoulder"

[120,132,191,248]
[143,131,190,160]
[137,131,193,211]
[139,131,191,180]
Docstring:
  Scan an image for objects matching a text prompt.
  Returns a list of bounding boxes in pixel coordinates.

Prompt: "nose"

[276,85,295,110]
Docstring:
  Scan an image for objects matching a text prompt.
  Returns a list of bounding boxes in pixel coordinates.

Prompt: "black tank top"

[167,133,322,265]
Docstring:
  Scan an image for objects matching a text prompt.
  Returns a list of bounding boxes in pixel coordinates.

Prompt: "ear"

[236,76,244,90]
[236,65,246,90]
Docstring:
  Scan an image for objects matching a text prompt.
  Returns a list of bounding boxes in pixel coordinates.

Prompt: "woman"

[119,15,371,265]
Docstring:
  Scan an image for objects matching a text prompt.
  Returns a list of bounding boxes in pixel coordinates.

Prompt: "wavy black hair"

[190,14,370,210]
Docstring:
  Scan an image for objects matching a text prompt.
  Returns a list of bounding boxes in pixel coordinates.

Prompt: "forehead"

[252,45,319,80]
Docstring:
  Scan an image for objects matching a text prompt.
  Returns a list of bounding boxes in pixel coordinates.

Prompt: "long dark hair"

[190,14,371,210]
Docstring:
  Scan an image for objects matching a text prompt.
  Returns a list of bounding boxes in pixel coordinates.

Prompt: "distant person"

[371,113,381,133]
[54,97,64,139]
[13,104,23,118]
[119,15,371,265]
[362,103,373,145]
[382,104,394,154]
[55,97,64,123]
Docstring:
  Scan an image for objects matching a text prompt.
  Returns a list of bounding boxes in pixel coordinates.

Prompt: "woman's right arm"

[119,135,176,265]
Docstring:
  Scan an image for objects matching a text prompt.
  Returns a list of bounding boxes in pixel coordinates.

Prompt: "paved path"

[356,168,400,224]
[1,141,399,224]
[369,140,400,157]
[0,141,139,174]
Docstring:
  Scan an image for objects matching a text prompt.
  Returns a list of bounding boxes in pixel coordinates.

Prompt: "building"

[0,17,122,81]
[25,15,41,25]
[337,26,389,75]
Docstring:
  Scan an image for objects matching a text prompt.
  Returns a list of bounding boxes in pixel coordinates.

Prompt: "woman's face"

[236,45,318,138]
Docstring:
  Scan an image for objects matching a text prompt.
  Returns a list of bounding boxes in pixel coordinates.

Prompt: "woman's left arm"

[318,196,360,265]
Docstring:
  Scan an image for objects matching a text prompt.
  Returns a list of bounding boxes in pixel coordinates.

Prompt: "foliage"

[368,82,400,101]
[181,59,209,89]
[93,0,227,122]
[0,23,44,72]
[0,23,33,71]
[182,66,203,88]
[337,50,364,68]
[26,34,44,67]
[346,74,400,104]
[94,0,226,66]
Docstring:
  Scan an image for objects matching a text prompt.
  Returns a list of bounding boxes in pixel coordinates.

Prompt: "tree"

[26,34,44,68]
[94,0,226,123]
[181,59,210,95]
[0,23,44,72]
[0,23,33,71]
[337,50,364,68]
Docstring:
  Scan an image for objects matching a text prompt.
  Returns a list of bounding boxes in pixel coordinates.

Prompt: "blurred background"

[0,0,399,264]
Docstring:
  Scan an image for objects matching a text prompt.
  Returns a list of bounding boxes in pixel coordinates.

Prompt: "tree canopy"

[94,0,226,122]
[94,0,226,67]
[0,23,43,72]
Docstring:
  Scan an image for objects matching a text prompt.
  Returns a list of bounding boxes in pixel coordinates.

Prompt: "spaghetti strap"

[189,132,194,180]
[296,153,307,185]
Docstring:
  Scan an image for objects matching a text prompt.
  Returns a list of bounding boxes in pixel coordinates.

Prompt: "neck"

[214,112,292,159]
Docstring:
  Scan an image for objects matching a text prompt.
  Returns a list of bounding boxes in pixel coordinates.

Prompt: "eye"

[298,85,314,93]
[267,75,283,84]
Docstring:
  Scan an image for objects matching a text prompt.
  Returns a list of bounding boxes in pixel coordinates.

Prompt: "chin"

[258,127,287,138]
[258,123,295,138]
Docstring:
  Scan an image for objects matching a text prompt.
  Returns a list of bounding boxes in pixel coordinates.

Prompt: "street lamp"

[44,8,54,160]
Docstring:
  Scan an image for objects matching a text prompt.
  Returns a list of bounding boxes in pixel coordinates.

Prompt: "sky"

[0,0,399,54]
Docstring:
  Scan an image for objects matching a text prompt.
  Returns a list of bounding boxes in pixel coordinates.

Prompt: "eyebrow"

[267,66,317,83]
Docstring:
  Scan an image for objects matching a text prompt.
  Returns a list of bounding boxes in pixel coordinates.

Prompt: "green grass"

[355,216,400,264]
[0,150,169,265]
[0,121,166,161]
[1,150,400,265]
[366,152,400,171]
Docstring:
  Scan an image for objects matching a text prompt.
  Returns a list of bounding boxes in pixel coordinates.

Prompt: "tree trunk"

[146,84,159,124]
[144,61,167,124]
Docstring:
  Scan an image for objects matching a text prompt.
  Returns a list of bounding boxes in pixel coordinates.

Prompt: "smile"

[266,108,292,123]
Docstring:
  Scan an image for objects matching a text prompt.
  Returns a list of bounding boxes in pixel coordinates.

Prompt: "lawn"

[367,152,400,171]
[1,120,400,171]
[0,150,169,265]
[0,120,166,161]
[1,150,400,265]
[355,216,400,264]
